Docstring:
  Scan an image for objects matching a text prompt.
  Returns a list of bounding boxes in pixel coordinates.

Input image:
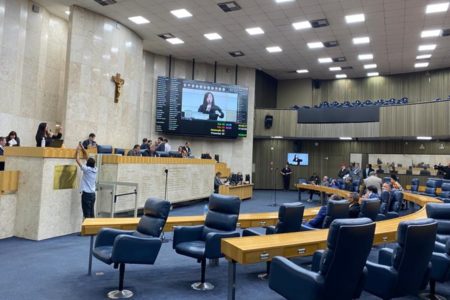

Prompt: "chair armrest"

[265,226,277,235]
[242,228,262,237]
[111,235,162,264]
[311,250,325,272]
[172,225,204,248]
[386,212,399,219]
[375,214,386,221]
[431,252,450,280]
[435,242,447,253]
[205,231,240,259]
[364,261,397,298]
[301,224,317,231]
[353,266,368,299]
[95,228,134,248]
[269,256,323,300]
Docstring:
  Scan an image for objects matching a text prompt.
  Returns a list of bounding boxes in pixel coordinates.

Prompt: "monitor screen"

[287,153,309,166]
[155,76,248,138]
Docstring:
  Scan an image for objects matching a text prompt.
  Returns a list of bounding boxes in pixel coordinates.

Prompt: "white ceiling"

[35,0,450,80]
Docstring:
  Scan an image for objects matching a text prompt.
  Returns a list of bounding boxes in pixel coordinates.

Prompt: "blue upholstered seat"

[438,182,450,202]
[422,240,450,299]
[427,203,450,244]
[97,144,113,154]
[302,200,349,230]
[359,199,381,221]
[114,148,125,155]
[411,178,420,193]
[423,179,438,196]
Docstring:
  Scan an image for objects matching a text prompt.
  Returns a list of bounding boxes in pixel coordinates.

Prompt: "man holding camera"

[435,163,450,179]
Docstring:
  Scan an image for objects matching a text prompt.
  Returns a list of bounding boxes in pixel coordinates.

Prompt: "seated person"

[321,176,330,187]
[214,172,223,193]
[348,192,361,218]
[308,173,321,202]
[363,185,379,200]
[155,137,165,152]
[376,165,384,174]
[0,137,5,171]
[140,138,150,151]
[127,144,142,156]
[343,174,353,191]
[5,131,20,147]
[304,195,343,229]
[236,172,243,184]
[419,167,431,176]
[382,182,391,193]
[82,133,97,149]
[390,174,403,191]
[35,122,62,147]
[198,92,224,121]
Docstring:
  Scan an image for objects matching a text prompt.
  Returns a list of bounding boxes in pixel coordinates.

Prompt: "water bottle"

[203,204,208,216]
[41,137,46,147]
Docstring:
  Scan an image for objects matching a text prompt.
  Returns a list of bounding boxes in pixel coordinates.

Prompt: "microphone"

[164,168,168,174]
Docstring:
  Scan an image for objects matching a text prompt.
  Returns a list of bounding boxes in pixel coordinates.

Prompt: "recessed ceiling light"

[204,33,222,40]
[275,0,295,3]
[65,10,70,15]
[266,46,282,53]
[345,13,365,23]
[421,29,442,38]
[170,9,192,18]
[246,27,264,35]
[296,69,309,73]
[367,72,379,77]
[307,42,324,49]
[353,36,370,44]
[166,37,184,45]
[418,44,437,51]
[417,136,432,140]
[364,64,377,69]
[426,2,449,14]
[229,50,245,57]
[128,16,150,24]
[318,57,333,63]
[329,67,342,71]
[292,21,312,30]
[358,53,373,60]
[336,74,347,78]
[339,137,352,140]
[217,1,241,12]
[415,62,429,68]
[416,54,432,59]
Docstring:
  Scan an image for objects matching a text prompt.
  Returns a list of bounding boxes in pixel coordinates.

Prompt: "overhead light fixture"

[416,54,432,59]
[415,62,429,68]
[204,33,222,40]
[345,13,365,24]
[65,10,70,15]
[333,56,346,62]
[275,0,294,3]
[329,67,342,71]
[307,42,324,49]
[426,2,449,13]
[292,21,312,30]
[166,37,184,45]
[296,69,309,73]
[170,9,192,18]
[364,64,377,69]
[339,137,352,140]
[324,40,339,48]
[229,50,245,57]
[266,46,282,53]
[367,72,379,77]
[310,18,329,28]
[336,74,347,79]
[217,1,241,12]
[128,16,150,24]
[418,44,437,51]
[271,136,284,139]
[421,29,442,38]
[246,27,264,35]
[318,57,333,63]
[358,53,373,60]
[353,36,370,44]
[417,136,432,140]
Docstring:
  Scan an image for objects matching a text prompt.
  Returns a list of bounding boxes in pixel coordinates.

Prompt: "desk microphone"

[164,168,168,174]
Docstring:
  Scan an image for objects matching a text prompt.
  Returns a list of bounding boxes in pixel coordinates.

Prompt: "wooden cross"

[111,73,125,103]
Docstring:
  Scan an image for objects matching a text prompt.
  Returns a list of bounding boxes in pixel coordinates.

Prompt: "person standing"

[0,137,5,171]
[280,163,292,191]
[214,172,223,193]
[75,143,97,218]
[337,164,349,179]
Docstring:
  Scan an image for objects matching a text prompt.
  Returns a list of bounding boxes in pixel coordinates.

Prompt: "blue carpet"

[0,191,448,300]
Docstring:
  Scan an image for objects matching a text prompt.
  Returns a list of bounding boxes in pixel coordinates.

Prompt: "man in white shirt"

[76,143,98,218]
[164,138,171,152]
[364,171,382,194]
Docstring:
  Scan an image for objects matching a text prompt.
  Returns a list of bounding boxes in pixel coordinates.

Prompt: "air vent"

[324,40,339,48]
[341,66,353,70]
[333,56,346,62]
[442,29,450,36]
[218,1,241,12]
[94,0,117,6]
[31,3,40,13]
[229,50,245,57]
[310,19,329,28]
[158,33,175,40]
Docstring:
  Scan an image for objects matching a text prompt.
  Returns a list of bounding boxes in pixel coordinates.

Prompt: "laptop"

[48,139,64,148]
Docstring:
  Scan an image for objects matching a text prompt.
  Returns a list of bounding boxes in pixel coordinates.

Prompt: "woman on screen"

[198,92,224,120]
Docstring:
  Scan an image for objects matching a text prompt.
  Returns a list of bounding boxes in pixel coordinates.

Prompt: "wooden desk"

[0,171,19,195]
[222,186,441,300]
[219,184,253,200]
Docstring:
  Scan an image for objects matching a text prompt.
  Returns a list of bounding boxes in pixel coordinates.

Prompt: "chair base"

[419,292,447,300]
[107,289,133,299]
[191,282,214,291]
[257,272,268,280]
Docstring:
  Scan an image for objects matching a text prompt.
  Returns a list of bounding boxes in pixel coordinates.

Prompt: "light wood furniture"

[219,184,253,200]
[215,162,231,178]
[0,171,19,195]
[4,146,97,158]
[101,155,215,165]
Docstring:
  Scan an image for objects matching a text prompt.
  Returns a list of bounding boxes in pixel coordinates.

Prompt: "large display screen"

[156,76,248,138]
[287,153,309,166]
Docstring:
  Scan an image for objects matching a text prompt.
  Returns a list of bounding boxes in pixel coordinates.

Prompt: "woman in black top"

[6,131,20,146]
[198,92,224,121]
[348,192,361,218]
[280,163,293,190]
[35,122,62,147]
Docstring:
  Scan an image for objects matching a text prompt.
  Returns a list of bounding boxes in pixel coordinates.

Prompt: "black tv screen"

[156,76,248,138]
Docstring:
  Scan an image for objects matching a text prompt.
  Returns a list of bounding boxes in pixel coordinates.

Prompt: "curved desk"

[221,185,442,300]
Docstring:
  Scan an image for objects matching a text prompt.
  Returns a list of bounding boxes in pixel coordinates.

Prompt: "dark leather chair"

[173,194,241,290]
[352,179,360,192]
[93,198,171,299]
[411,178,420,193]
[427,203,450,244]
[364,218,438,299]
[114,148,125,155]
[437,182,450,203]
[97,144,113,154]
[269,218,376,300]
[302,200,349,230]
[389,190,403,212]
[359,199,381,221]
[423,179,438,196]
[420,240,450,300]
[377,191,399,220]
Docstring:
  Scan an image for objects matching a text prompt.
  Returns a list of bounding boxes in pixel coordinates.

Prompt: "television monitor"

[287,153,309,166]
[155,76,248,138]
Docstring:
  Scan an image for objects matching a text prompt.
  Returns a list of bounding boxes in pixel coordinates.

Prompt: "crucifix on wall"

[111,73,125,103]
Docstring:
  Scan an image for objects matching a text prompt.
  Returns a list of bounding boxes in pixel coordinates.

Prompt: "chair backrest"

[391,219,437,295]
[319,218,375,299]
[322,200,349,228]
[440,183,450,198]
[114,148,125,155]
[430,178,443,188]
[425,179,438,195]
[390,190,403,212]
[275,202,304,233]
[135,198,171,237]
[352,179,360,192]
[203,194,241,239]
[383,177,391,183]
[426,203,450,235]
[359,199,381,221]
[97,145,113,154]
[411,178,419,192]
[379,191,391,214]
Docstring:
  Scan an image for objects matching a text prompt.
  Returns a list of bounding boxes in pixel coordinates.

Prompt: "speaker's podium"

[219,183,253,200]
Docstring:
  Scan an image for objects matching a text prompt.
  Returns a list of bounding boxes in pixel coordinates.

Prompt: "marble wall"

[0,194,16,239]
[0,0,67,145]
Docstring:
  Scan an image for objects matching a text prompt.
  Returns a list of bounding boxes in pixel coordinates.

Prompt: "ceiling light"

[307,42,324,49]
[336,74,347,79]
[426,2,449,13]
[292,21,312,30]
[296,69,309,73]
[367,72,379,77]
[345,14,365,23]
[421,29,442,38]
[166,37,184,45]
[318,57,332,63]
[266,46,282,53]
[128,16,150,24]
[217,1,241,12]
[415,62,429,68]
[364,64,377,69]
[65,10,70,15]
[358,53,373,60]
[339,137,352,140]
[329,67,342,71]
[417,136,432,140]
[170,9,192,18]
[418,44,436,51]
[416,54,432,59]
[229,50,245,57]
[246,27,264,35]
[353,36,370,44]
[275,0,295,3]
[204,33,222,40]
[271,136,284,139]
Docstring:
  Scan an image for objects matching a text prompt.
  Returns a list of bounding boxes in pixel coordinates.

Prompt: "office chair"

[437,182,450,203]
[411,178,420,193]
[97,145,113,154]
[420,239,450,300]
[426,203,450,244]
[359,199,381,221]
